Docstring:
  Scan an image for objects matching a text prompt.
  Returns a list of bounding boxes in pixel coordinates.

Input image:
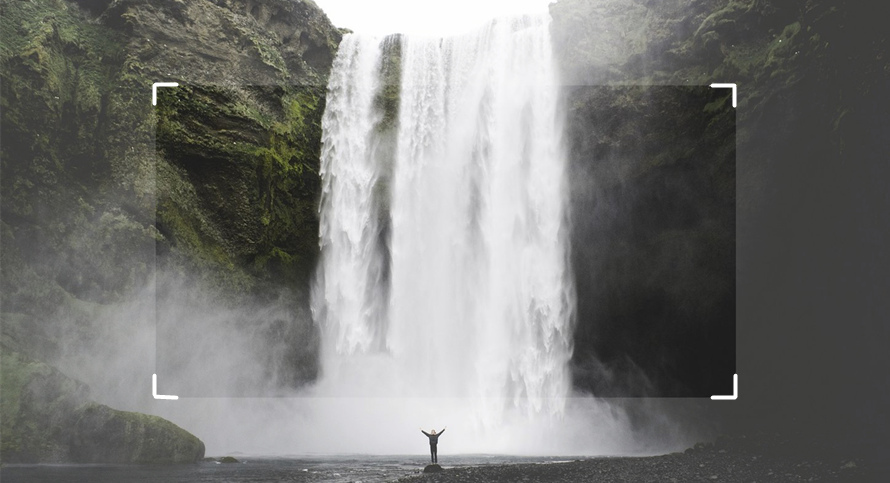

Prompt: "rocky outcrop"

[1,0,343,462]
[562,84,735,396]
[101,0,342,293]
[69,404,205,464]
[1,0,342,305]
[0,349,204,463]
[550,1,739,396]
[1,0,342,394]
[549,0,888,435]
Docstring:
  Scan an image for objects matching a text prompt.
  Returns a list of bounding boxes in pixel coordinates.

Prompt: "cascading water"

[311,14,580,452]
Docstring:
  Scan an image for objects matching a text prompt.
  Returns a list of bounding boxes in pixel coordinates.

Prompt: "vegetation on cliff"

[3,0,884,464]
[1,0,342,462]
[1,348,204,463]
[1,0,342,304]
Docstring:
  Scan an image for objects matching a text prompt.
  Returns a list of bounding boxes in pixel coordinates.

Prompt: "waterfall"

[312,14,576,450]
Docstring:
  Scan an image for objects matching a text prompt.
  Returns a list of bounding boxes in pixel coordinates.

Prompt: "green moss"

[0,349,89,462]
[1,0,341,454]
[0,0,165,303]
[72,404,205,464]
[0,351,36,455]
[150,80,329,293]
[763,22,803,84]
[155,84,264,161]
[157,200,233,269]
[251,34,287,74]
[693,1,750,40]
[214,11,289,76]
[1,0,126,199]
[3,0,342,305]
[156,196,255,294]
[249,86,325,280]
[1,348,204,463]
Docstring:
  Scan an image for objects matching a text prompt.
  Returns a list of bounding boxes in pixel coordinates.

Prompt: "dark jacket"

[421,429,445,445]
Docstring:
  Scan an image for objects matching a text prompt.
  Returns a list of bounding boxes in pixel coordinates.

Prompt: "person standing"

[420,426,446,464]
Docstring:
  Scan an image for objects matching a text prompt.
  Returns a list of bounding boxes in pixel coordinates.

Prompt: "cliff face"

[550,0,888,433]
[562,84,736,397]
[3,0,886,461]
[1,0,342,462]
[1,0,341,303]
[550,0,744,397]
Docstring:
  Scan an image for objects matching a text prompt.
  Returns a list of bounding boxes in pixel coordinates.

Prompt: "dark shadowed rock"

[0,349,91,462]
[424,464,444,473]
[0,349,204,464]
[219,456,239,463]
[70,404,205,464]
[549,0,890,451]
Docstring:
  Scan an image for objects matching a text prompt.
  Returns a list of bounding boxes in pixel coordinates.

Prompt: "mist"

[4,2,725,460]
[25,263,710,457]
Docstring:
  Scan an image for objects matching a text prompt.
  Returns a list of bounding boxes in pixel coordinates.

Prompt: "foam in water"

[311,15,578,452]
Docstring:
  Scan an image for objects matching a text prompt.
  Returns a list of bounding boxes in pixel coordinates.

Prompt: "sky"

[312,0,554,36]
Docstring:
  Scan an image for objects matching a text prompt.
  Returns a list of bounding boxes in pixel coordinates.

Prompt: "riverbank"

[2,439,881,483]
[400,436,875,482]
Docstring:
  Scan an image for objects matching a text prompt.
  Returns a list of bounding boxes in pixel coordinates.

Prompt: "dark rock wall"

[565,85,735,397]
[70,403,205,464]
[3,0,886,462]
[551,0,889,452]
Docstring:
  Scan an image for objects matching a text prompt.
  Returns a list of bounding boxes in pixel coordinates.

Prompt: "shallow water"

[0,454,583,482]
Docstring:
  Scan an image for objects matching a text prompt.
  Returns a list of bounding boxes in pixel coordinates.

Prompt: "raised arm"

[420,428,430,437]
[438,427,446,435]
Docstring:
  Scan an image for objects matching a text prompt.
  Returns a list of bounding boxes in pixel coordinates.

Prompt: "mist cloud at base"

[41,272,712,456]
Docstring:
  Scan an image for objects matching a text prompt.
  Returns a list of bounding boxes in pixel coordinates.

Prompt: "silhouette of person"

[420,426,446,463]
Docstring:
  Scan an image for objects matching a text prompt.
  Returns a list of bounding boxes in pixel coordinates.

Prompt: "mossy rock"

[0,350,90,462]
[70,404,205,464]
[0,349,204,464]
[219,456,240,463]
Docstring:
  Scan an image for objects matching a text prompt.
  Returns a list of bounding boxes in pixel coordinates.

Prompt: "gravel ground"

[397,436,876,482]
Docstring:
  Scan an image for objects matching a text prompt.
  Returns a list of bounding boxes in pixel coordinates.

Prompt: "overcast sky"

[312,0,553,36]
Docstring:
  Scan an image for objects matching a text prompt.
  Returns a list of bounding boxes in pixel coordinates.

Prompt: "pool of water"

[0,454,583,482]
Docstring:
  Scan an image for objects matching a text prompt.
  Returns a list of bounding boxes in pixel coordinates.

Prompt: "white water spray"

[40,15,700,460]
[312,15,583,452]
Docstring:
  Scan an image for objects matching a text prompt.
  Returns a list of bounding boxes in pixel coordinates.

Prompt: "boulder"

[0,349,204,464]
[69,404,205,464]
